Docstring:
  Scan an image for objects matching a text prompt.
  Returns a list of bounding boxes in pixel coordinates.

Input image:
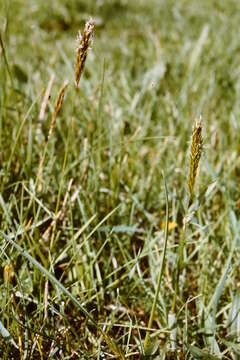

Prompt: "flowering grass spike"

[187,117,203,206]
[75,19,94,88]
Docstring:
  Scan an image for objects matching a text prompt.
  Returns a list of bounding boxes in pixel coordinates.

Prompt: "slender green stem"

[50,119,72,252]
[144,173,169,353]
[170,199,188,352]
[0,32,13,86]
[171,223,186,313]
[97,59,106,169]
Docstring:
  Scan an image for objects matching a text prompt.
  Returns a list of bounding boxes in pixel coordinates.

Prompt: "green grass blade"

[143,173,169,353]
[0,320,18,349]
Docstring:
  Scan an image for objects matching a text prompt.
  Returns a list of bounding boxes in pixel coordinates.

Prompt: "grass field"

[1,0,240,358]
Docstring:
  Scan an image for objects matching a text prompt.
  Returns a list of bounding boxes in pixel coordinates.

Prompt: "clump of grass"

[1,0,240,357]
[74,18,94,88]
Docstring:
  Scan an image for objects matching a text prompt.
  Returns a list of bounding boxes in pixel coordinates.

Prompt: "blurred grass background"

[1,0,240,358]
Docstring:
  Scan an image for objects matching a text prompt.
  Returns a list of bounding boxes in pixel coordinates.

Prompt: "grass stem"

[143,172,169,353]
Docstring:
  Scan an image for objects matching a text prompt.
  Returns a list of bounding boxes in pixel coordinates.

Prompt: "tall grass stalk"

[49,118,72,252]
[170,118,203,351]
[143,173,169,353]
[0,32,13,85]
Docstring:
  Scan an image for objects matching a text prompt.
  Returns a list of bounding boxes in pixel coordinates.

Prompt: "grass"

[1,0,240,358]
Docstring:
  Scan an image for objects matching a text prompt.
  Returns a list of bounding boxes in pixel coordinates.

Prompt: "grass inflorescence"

[187,117,203,207]
[74,18,94,88]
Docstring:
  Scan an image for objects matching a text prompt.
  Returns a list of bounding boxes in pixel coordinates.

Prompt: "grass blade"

[0,320,18,349]
[143,172,169,353]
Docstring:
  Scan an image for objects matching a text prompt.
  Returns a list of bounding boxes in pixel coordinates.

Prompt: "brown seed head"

[187,117,203,206]
[75,18,94,88]
[48,81,68,141]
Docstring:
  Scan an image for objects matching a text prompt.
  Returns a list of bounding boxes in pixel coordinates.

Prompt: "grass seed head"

[48,81,68,141]
[75,18,94,88]
[187,117,203,206]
